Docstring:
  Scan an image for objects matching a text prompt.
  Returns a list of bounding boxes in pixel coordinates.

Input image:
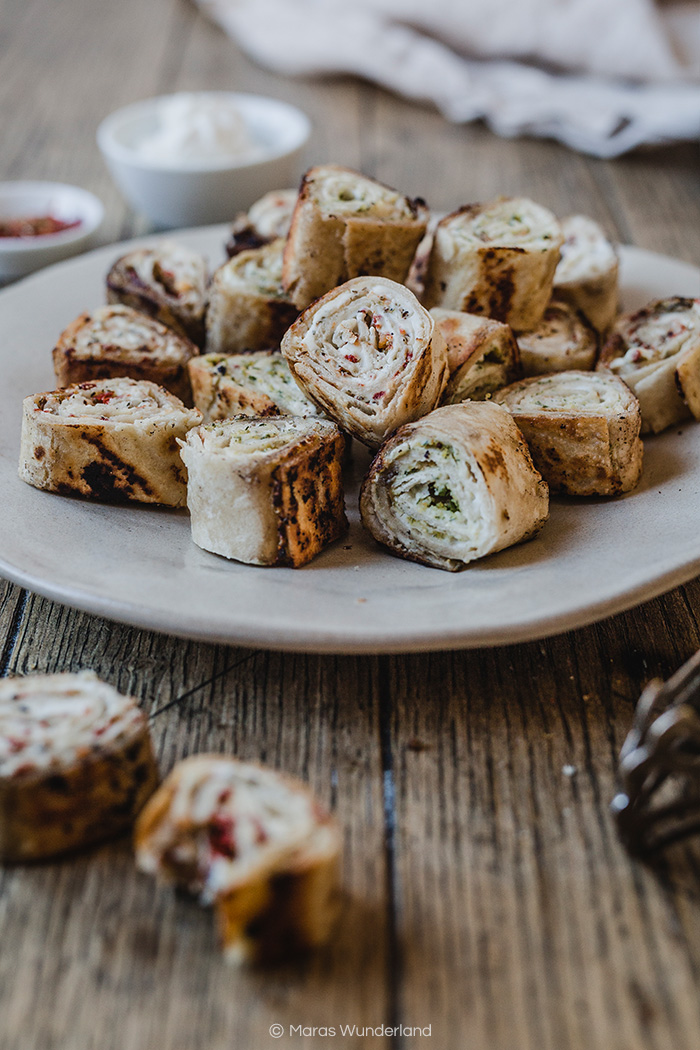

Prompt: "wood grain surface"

[1,0,700,1048]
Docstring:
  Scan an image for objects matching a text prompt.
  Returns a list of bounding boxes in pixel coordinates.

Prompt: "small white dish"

[97,92,311,227]
[0,182,104,281]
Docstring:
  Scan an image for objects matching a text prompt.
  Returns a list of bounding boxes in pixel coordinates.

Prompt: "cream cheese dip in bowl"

[97,92,310,227]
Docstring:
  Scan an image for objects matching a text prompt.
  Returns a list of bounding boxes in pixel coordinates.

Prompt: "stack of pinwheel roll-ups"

[18,164,700,571]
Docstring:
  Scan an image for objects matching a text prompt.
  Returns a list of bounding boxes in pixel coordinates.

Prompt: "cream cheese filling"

[246,189,296,240]
[37,377,184,422]
[142,758,321,899]
[501,373,626,414]
[129,243,207,303]
[209,354,319,417]
[519,303,594,356]
[382,438,490,560]
[555,215,617,284]
[448,197,560,251]
[301,282,430,413]
[69,306,189,363]
[190,416,328,457]
[0,671,143,778]
[312,170,415,220]
[611,300,700,371]
[220,240,286,297]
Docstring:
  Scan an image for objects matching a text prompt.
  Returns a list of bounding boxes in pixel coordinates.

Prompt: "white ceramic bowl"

[97,92,311,228]
[0,182,104,281]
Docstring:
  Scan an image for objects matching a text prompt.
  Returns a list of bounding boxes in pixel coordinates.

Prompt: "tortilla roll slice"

[205,239,298,355]
[178,416,347,567]
[225,188,297,257]
[517,298,599,377]
[494,371,643,497]
[598,297,700,434]
[53,304,199,406]
[554,215,619,334]
[134,755,342,964]
[282,164,428,310]
[19,377,202,506]
[0,671,159,863]
[423,196,563,331]
[431,308,520,405]
[360,401,549,572]
[189,351,322,423]
[106,241,208,346]
[281,276,448,449]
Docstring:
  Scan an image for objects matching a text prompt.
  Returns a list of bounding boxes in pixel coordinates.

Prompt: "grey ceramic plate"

[0,228,698,652]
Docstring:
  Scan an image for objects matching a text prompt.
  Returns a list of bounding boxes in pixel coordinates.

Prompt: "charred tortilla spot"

[82,437,155,500]
[486,265,516,323]
[480,440,509,479]
[81,459,132,501]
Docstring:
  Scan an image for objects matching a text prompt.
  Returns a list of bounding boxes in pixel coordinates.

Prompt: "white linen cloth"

[196,0,700,156]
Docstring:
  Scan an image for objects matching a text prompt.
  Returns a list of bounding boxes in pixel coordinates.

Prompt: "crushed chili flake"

[345,354,359,363]
[0,215,82,239]
[252,818,268,845]
[92,391,115,404]
[209,814,236,858]
[11,763,36,778]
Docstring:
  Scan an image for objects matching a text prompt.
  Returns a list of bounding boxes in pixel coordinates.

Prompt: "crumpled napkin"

[195,0,700,156]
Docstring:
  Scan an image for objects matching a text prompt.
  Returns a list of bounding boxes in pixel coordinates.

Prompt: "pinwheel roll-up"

[225,188,297,257]
[205,240,298,355]
[517,298,598,377]
[554,215,619,334]
[189,351,322,423]
[1,671,159,862]
[360,402,549,572]
[135,755,341,964]
[281,277,448,449]
[19,377,202,506]
[598,297,700,434]
[178,417,347,567]
[423,197,563,331]
[431,309,520,405]
[494,371,643,496]
[106,241,208,346]
[53,305,199,406]
[282,164,428,310]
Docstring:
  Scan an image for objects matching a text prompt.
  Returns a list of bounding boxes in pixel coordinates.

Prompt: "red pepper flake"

[372,391,386,401]
[11,763,36,778]
[209,814,236,859]
[252,818,268,845]
[92,391,114,404]
[345,354,359,363]
[7,737,27,753]
[0,215,81,238]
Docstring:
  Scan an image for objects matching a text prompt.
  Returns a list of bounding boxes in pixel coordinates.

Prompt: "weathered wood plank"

[0,580,27,674]
[0,599,391,1049]
[389,593,700,1050]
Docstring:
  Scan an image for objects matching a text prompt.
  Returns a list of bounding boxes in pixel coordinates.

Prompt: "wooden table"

[2,1,700,1048]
